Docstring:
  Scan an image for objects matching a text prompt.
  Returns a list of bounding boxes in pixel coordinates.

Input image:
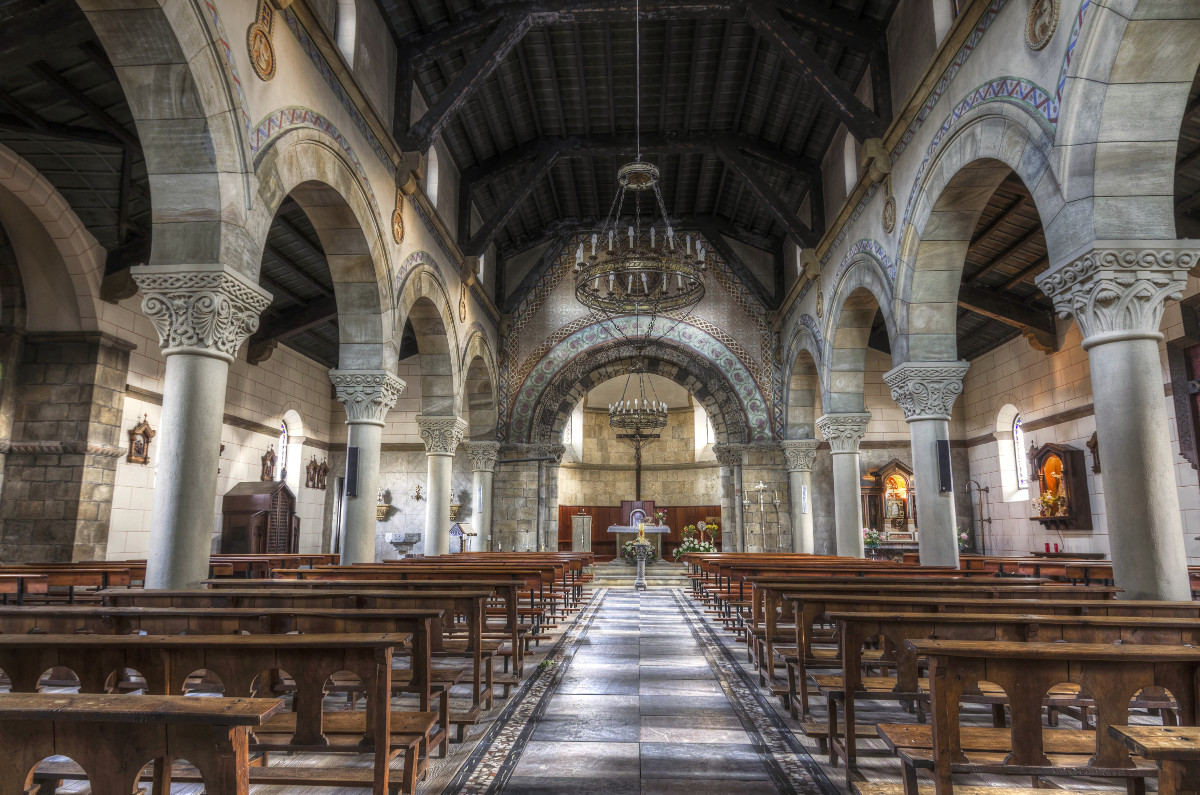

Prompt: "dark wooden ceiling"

[1176,70,1200,240]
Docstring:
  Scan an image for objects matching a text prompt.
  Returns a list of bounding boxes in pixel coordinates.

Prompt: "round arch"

[396,263,462,416]
[461,330,499,440]
[821,255,897,413]
[1057,1,1200,249]
[782,320,823,440]
[525,339,753,446]
[79,0,255,274]
[249,130,395,371]
[895,105,1065,362]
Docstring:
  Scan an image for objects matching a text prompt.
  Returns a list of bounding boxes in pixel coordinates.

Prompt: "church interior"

[0,0,1198,792]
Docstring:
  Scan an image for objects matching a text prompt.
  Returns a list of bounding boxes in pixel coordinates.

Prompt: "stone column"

[464,441,499,549]
[884,361,970,568]
[331,370,405,564]
[133,264,272,588]
[532,443,565,551]
[781,440,819,554]
[417,415,468,556]
[1038,245,1199,601]
[713,444,744,551]
[816,413,870,558]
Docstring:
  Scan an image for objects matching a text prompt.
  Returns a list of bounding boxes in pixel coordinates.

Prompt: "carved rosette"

[816,413,871,454]
[882,361,970,422]
[133,264,272,361]
[330,370,406,426]
[1036,247,1200,345]
[780,440,819,472]
[712,444,744,469]
[416,415,468,455]
[464,441,500,472]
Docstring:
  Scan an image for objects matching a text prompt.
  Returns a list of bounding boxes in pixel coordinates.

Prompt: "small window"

[1012,414,1028,488]
[335,0,356,66]
[278,420,290,481]
[425,146,440,207]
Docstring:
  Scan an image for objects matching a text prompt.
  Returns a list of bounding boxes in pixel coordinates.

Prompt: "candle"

[1054,543,1059,553]
[1045,542,1050,553]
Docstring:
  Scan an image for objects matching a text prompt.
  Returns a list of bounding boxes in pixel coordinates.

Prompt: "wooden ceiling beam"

[777,4,884,50]
[745,1,886,142]
[957,283,1057,352]
[967,225,1043,284]
[969,194,1028,247]
[0,110,122,148]
[718,143,819,246]
[28,61,140,151]
[692,215,775,307]
[1001,256,1049,291]
[464,144,560,256]
[252,297,339,343]
[403,13,532,152]
[264,243,334,299]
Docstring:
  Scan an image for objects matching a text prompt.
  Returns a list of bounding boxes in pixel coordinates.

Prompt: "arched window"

[278,420,289,481]
[1012,413,1028,488]
[335,0,357,66]
[842,134,858,196]
[425,146,440,207]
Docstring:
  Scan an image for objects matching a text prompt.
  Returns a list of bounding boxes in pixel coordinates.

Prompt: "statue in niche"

[260,447,276,482]
[126,414,155,465]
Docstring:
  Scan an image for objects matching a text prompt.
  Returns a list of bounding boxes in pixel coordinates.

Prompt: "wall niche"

[1028,442,1092,531]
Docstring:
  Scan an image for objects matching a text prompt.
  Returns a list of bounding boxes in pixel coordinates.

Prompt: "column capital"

[133,264,272,361]
[416,414,468,454]
[463,440,500,472]
[780,439,819,472]
[817,413,871,453]
[1036,243,1200,347]
[883,361,970,422]
[712,444,745,469]
[330,370,405,426]
[529,443,566,465]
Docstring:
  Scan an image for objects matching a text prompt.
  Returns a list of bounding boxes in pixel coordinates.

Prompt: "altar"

[607,524,670,561]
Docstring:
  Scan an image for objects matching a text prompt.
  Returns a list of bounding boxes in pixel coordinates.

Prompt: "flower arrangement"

[653,509,667,525]
[1033,491,1066,517]
[863,527,882,549]
[673,535,716,560]
[621,539,657,564]
[958,529,971,551]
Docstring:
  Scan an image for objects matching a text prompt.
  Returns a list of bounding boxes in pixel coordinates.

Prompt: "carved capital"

[780,439,819,472]
[816,413,871,453]
[133,264,272,361]
[331,370,405,426]
[416,414,468,455]
[529,443,566,465]
[464,441,500,472]
[1036,244,1200,345]
[882,361,970,421]
[712,444,745,469]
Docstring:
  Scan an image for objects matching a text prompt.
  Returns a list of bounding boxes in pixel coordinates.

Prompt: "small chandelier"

[608,363,668,439]
[572,0,706,323]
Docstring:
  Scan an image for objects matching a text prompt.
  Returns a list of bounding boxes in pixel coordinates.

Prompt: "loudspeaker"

[346,446,359,497]
[936,439,952,493]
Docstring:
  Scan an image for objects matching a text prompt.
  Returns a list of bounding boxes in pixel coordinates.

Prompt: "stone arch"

[822,256,896,413]
[1057,0,1200,248]
[896,105,1065,362]
[526,339,753,446]
[78,0,256,274]
[783,321,823,440]
[0,145,104,332]
[249,130,394,370]
[397,264,462,416]
[461,331,498,440]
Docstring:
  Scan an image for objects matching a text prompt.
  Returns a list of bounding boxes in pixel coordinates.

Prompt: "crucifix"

[615,429,655,500]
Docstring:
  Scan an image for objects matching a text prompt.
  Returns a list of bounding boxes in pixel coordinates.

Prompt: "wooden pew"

[0,572,48,606]
[879,640,1200,794]
[0,566,132,603]
[0,694,283,795]
[0,632,421,794]
[1110,725,1200,795]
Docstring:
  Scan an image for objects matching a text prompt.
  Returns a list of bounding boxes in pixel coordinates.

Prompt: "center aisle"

[444,588,834,794]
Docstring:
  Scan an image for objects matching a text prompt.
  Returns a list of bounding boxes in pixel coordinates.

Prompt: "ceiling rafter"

[957,283,1057,352]
[719,143,818,246]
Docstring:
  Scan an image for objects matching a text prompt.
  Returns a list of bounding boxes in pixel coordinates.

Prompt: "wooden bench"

[877,640,1200,794]
[0,693,282,795]
[1110,725,1200,795]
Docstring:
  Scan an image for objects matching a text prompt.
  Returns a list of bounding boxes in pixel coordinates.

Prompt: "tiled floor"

[490,589,831,795]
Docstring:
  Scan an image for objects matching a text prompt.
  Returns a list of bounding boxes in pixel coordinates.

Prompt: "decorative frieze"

[1036,246,1200,343]
[780,440,819,472]
[134,264,272,361]
[330,370,406,426]
[464,441,500,472]
[416,415,468,455]
[882,361,970,422]
[816,413,871,453]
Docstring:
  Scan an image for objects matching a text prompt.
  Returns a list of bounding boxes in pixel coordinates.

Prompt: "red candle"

[1054,543,1059,553]
[1045,543,1051,553]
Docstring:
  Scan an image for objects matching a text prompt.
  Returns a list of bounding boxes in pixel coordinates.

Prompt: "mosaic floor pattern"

[447,588,834,795]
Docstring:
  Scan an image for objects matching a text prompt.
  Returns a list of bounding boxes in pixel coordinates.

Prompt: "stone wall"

[0,332,132,561]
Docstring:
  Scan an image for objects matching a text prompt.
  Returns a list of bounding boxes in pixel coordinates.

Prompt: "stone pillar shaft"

[782,440,818,554]
[134,264,272,589]
[464,441,499,550]
[1038,245,1198,601]
[713,444,744,551]
[817,414,870,558]
[331,370,405,564]
[417,415,468,556]
[531,444,565,552]
[884,361,969,569]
